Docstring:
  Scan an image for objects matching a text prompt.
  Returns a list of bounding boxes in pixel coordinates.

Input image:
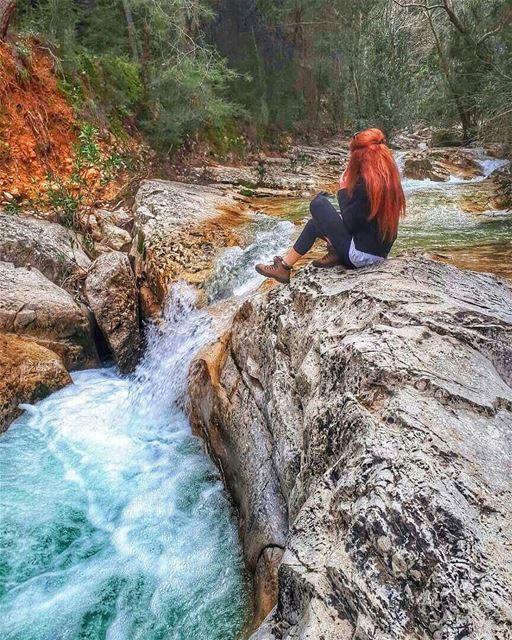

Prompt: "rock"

[403,153,451,181]
[0,262,97,369]
[489,162,512,209]
[193,144,347,197]
[76,209,132,252]
[390,127,432,150]
[95,207,133,230]
[484,142,512,160]
[98,220,131,252]
[0,333,71,432]
[403,149,483,181]
[131,180,246,302]
[431,128,464,147]
[189,258,512,639]
[85,252,140,373]
[139,283,162,320]
[0,213,91,288]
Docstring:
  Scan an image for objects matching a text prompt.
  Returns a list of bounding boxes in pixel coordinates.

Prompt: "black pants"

[293,194,354,268]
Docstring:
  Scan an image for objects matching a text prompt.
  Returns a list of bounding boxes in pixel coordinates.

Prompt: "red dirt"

[0,40,76,200]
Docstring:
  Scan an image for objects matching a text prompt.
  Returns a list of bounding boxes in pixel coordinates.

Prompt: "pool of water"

[0,214,295,640]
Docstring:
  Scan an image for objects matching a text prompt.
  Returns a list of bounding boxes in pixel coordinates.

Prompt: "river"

[0,148,509,640]
[0,220,294,640]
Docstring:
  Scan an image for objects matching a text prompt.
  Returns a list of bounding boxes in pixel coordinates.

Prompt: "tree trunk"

[122,0,138,63]
[426,8,472,140]
[0,0,16,39]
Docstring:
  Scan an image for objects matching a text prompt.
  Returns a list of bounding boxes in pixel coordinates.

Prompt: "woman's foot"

[255,256,291,284]
[312,245,342,269]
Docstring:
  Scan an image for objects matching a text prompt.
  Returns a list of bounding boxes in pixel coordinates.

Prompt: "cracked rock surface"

[131,180,245,302]
[0,261,97,370]
[189,257,512,639]
[0,212,90,288]
[85,251,140,373]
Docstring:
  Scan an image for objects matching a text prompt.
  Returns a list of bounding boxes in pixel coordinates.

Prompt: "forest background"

[1,0,511,157]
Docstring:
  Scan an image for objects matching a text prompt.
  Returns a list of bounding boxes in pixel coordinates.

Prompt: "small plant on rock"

[43,123,126,245]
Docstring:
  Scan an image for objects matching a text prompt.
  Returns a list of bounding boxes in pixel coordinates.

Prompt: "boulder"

[97,220,131,252]
[76,209,132,252]
[0,333,71,432]
[95,207,133,230]
[85,251,140,373]
[131,180,246,302]
[403,149,483,181]
[0,261,97,369]
[192,144,347,197]
[0,213,90,288]
[189,258,512,639]
[484,142,512,160]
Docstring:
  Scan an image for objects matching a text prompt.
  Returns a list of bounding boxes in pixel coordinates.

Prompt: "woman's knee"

[309,193,331,222]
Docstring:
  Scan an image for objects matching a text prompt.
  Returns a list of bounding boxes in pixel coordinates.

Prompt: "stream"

[251,149,511,279]
[0,222,294,640]
[0,147,509,640]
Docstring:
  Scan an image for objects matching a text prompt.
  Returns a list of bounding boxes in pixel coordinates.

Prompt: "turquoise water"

[0,214,295,640]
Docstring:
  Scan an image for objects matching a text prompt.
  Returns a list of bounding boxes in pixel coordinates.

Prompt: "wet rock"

[0,261,97,369]
[189,257,512,639]
[0,333,71,432]
[489,162,512,209]
[132,180,246,302]
[85,252,140,373]
[403,148,483,181]
[190,144,348,197]
[483,142,511,160]
[139,283,161,320]
[403,153,451,181]
[0,213,90,289]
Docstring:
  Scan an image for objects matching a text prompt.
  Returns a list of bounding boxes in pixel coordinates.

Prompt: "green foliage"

[2,200,22,215]
[142,53,242,151]
[43,123,125,230]
[11,0,512,149]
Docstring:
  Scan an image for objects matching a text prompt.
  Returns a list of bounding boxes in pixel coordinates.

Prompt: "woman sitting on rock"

[255,128,406,283]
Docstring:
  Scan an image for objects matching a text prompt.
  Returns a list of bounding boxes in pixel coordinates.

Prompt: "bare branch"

[477,5,512,45]
[392,1,444,11]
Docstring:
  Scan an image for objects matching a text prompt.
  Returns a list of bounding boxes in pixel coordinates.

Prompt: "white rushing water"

[0,213,295,640]
[395,148,509,193]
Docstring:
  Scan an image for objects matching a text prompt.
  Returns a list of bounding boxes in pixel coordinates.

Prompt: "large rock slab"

[0,333,71,432]
[132,180,246,302]
[0,213,90,288]
[190,258,512,639]
[190,143,348,197]
[0,262,97,369]
[85,252,140,373]
[402,148,483,181]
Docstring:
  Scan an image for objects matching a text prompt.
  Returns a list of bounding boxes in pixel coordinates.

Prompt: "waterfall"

[0,213,294,640]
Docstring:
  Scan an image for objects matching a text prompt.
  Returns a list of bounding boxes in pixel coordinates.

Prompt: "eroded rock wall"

[189,258,512,639]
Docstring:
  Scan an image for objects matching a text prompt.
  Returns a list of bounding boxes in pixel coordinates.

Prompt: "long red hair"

[344,128,405,241]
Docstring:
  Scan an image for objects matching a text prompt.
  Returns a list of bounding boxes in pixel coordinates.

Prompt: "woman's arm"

[337,180,370,234]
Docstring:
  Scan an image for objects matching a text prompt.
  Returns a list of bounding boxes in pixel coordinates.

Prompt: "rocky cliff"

[189,257,512,639]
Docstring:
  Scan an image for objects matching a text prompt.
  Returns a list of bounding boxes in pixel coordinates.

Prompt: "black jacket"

[337,178,396,258]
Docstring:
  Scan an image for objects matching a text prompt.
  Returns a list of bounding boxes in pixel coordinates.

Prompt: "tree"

[1,0,16,38]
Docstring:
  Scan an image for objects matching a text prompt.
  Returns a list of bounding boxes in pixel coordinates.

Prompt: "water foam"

[0,212,294,640]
